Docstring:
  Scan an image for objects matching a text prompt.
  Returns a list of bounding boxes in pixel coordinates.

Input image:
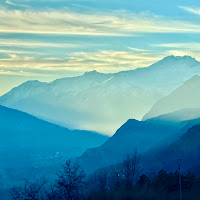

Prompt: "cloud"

[155,42,200,60]
[0,49,41,55]
[179,6,200,15]
[1,9,200,36]
[166,50,200,60]
[0,39,79,48]
[0,50,164,75]
[6,0,16,6]
[156,42,200,50]
[5,0,30,8]
[128,47,148,52]
[0,68,36,76]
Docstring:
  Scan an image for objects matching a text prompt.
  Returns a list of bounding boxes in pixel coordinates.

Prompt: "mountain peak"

[184,75,200,85]
[147,55,200,72]
[161,55,198,63]
[83,70,101,76]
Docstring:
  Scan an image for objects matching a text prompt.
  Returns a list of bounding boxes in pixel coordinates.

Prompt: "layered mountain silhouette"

[0,105,108,188]
[1,56,200,135]
[77,109,200,174]
[86,123,200,177]
[0,105,107,157]
[77,118,179,173]
[1,55,200,196]
[141,124,200,174]
[146,108,200,124]
[143,75,200,121]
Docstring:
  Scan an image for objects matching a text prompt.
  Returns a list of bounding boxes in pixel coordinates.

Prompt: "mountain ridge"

[0,104,108,152]
[143,75,200,120]
[77,105,200,174]
[141,124,200,174]
[1,55,200,135]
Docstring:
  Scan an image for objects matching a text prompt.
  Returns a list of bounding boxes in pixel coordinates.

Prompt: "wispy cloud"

[166,50,200,60]
[5,0,30,8]
[179,6,200,15]
[0,49,41,55]
[0,50,164,75]
[1,9,200,36]
[156,42,200,60]
[128,47,148,52]
[156,42,200,51]
[0,68,38,76]
[0,39,79,48]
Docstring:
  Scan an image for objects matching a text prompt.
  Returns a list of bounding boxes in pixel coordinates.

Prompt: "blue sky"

[0,0,200,95]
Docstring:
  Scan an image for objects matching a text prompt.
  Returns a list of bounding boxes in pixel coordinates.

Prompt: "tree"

[11,178,47,200]
[183,171,198,191]
[45,184,61,200]
[56,160,86,200]
[136,174,151,188]
[122,152,140,190]
[110,167,122,190]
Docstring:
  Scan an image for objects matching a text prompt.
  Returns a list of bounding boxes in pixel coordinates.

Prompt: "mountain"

[90,123,200,178]
[118,55,200,93]
[0,105,107,152]
[143,75,200,120]
[77,118,183,173]
[77,107,200,174]
[0,71,162,135]
[1,56,200,135]
[0,105,108,188]
[146,108,200,124]
[141,124,200,174]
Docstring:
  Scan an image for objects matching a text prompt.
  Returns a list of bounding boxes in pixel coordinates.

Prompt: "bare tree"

[56,160,86,200]
[45,184,61,200]
[110,167,122,190]
[97,170,108,192]
[11,178,47,200]
[122,152,140,189]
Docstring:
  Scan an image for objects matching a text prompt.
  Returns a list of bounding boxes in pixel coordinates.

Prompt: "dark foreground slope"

[141,124,200,174]
[77,117,182,173]
[78,107,200,174]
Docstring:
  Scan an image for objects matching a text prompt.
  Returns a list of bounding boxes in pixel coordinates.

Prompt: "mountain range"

[1,56,200,135]
[1,55,200,193]
[77,113,200,174]
[77,74,200,173]
[0,105,108,188]
[77,117,180,173]
[0,105,107,154]
[86,122,200,178]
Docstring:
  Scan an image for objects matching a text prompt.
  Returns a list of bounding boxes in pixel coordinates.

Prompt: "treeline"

[11,153,200,200]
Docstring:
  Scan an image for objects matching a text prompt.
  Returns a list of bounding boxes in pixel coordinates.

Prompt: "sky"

[0,0,200,95]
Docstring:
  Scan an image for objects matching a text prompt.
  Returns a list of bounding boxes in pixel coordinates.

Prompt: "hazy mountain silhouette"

[143,75,200,120]
[77,118,183,173]
[0,105,108,189]
[141,124,200,174]
[1,56,200,135]
[77,108,200,174]
[0,104,108,157]
[146,108,200,124]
